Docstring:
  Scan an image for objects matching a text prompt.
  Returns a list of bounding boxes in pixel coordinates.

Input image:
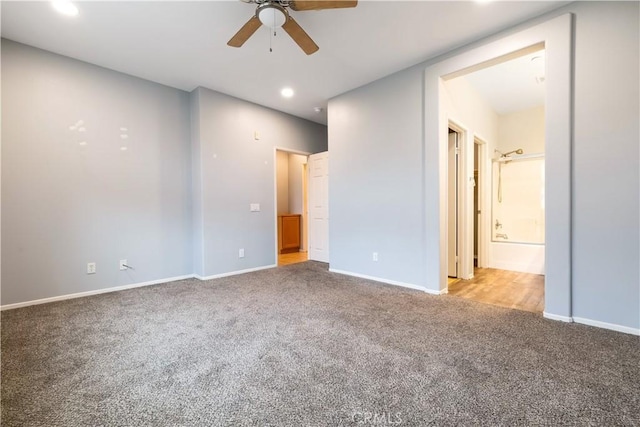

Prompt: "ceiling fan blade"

[289,1,357,11]
[282,15,319,55]
[227,16,262,48]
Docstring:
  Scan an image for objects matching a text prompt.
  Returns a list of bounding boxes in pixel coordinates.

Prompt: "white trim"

[473,135,489,269]
[195,264,276,281]
[273,146,312,157]
[573,317,640,336]
[329,268,436,293]
[543,311,573,322]
[0,274,195,311]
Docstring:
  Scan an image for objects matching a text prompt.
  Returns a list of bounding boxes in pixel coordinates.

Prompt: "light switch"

[254,131,260,140]
[250,203,260,212]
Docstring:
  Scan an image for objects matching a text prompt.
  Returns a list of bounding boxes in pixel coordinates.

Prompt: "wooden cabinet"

[278,214,301,254]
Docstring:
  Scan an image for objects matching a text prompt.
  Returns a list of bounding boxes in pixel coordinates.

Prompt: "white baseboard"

[543,312,639,336]
[329,268,437,293]
[195,264,277,281]
[543,311,573,322]
[573,317,640,336]
[1,274,195,311]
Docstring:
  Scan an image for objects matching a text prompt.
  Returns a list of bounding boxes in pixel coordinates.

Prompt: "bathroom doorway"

[427,15,573,320]
[443,48,547,312]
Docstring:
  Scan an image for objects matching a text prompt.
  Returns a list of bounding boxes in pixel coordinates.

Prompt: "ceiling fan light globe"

[257,4,287,28]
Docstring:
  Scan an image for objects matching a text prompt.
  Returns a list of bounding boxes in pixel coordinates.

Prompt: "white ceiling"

[1,1,567,124]
[462,49,546,115]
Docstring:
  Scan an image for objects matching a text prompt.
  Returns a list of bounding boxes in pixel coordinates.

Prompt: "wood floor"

[278,251,308,266]
[448,268,544,313]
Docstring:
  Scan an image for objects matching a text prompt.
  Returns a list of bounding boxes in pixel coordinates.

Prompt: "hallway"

[448,268,544,313]
[278,251,308,267]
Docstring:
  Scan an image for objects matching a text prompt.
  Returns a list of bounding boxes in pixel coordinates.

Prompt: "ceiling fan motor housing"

[256,2,288,28]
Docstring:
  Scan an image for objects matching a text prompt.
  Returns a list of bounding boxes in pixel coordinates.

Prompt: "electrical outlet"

[87,262,96,274]
[372,252,379,262]
[239,248,245,258]
[119,259,128,271]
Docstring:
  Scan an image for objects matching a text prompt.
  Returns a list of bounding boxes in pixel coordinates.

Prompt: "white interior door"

[448,132,458,277]
[308,151,329,262]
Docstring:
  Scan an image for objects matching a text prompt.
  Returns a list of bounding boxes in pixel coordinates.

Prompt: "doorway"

[446,121,473,281]
[443,48,547,313]
[448,269,544,313]
[426,15,573,321]
[275,148,309,267]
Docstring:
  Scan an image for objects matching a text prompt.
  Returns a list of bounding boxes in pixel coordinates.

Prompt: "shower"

[496,148,524,203]
[495,148,524,158]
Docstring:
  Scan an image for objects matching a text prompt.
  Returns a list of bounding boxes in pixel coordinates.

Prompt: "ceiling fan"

[227,0,358,55]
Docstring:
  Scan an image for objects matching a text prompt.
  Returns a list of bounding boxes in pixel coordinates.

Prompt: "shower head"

[500,148,524,157]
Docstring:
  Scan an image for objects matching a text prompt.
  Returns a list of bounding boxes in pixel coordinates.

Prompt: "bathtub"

[489,242,545,275]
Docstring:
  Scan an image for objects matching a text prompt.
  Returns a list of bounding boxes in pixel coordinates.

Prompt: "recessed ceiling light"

[281,87,294,98]
[52,1,79,17]
[313,107,324,113]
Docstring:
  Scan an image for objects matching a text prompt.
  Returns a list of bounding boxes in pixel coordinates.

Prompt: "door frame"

[474,135,489,269]
[424,14,573,320]
[273,147,311,264]
[302,163,308,252]
[447,120,473,280]
[445,124,489,283]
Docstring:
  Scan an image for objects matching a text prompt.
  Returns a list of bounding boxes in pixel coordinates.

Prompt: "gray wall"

[190,87,204,277]
[328,69,425,286]
[191,87,327,277]
[1,40,328,304]
[1,39,192,305]
[328,1,639,330]
[571,1,639,329]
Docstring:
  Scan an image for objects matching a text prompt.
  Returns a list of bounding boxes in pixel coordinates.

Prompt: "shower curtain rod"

[494,152,545,162]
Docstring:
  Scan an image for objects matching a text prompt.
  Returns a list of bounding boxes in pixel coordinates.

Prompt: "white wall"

[443,77,499,145]
[288,153,307,215]
[276,150,289,215]
[276,151,307,216]
[2,40,192,305]
[329,2,639,332]
[491,105,546,274]
[191,87,326,278]
[497,106,544,154]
